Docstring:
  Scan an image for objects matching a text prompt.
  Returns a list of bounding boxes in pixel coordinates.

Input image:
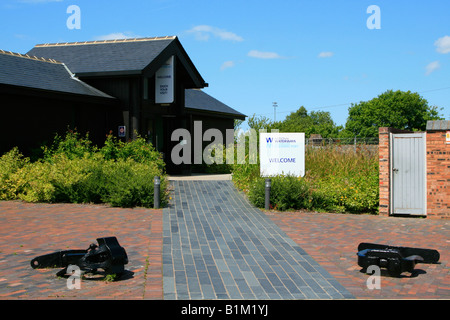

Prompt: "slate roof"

[426,120,450,131]
[0,50,115,99]
[27,36,175,74]
[2,36,243,118]
[185,89,246,119]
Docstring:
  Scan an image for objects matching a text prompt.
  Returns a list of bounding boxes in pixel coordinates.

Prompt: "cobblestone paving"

[162,180,354,299]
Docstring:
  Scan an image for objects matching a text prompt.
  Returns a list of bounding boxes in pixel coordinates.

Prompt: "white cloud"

[318,51,334,58]
[220,61,236,71]
[187,25,243,42]
[248,50,284,59]
[425,61,440,75]
[93,32,142,41]
[435,35,450,54]
[14,34,30,39]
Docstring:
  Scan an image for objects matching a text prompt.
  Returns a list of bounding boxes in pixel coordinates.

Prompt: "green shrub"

[100,133,165,168]
[248,175,313,211]
[42,130,96,161]
[0,130,168,208]
[231,160,260,193]
[0,148,30,200]
[9,160,55,203]
[311,176,378,214]
[43,129,165,166]
[50,154,106,204]
[100,159,168,208]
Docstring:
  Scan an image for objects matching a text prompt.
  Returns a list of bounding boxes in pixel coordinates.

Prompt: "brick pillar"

[426,131,450,218]
[378,127,391,216]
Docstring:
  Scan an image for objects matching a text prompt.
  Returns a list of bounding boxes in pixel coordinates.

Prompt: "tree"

[342,90,443,138]
[274,106,309,132]
[247,114,274,132]
[274,106,342,138]
[306,110,343,137]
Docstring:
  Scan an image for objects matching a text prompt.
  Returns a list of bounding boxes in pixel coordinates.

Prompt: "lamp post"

[273,102,278,122]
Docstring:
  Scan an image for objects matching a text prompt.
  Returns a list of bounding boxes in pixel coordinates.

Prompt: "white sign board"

[447,131,450,145]
[259,133,305,177]
[155,56,175,104]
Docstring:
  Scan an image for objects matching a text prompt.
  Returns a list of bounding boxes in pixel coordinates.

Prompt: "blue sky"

[1,0,449,129]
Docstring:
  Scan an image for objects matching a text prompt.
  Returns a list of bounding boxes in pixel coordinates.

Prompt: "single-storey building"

[0,36,246,174]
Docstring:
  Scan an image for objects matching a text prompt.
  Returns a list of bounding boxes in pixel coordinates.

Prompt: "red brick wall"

[378,127,390,216]
[426,131,450,218]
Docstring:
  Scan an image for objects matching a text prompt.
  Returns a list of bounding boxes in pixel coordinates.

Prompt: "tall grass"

[304,146,379,213]
[305,146,378,180]
[232,145,379,214]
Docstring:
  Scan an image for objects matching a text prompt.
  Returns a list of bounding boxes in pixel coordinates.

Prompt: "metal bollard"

[154,176,161,209]
[265,179,271,210]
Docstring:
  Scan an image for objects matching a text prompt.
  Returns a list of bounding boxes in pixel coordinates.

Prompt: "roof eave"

[0,83,119,105]
[76,70,143,78]
[142,38,207,89]
[186,107,247,120]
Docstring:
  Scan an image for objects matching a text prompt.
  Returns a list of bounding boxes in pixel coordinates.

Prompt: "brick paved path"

[0,178,448,300]
[162,180,353,299]
[0,202,163,299]
[268,211,450,299]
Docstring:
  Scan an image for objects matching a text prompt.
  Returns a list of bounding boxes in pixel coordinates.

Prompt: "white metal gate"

[391,133,426,216]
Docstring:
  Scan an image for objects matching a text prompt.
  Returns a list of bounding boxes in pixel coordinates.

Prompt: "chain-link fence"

[306,136,379,154]
[306,136,379,146]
